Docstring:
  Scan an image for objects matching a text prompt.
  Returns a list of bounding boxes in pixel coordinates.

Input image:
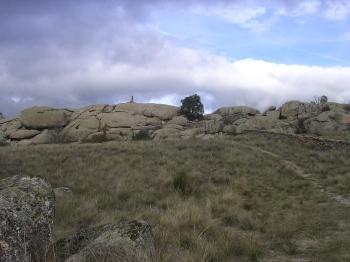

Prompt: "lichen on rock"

[55,220,155,262]
[0,176,55,262]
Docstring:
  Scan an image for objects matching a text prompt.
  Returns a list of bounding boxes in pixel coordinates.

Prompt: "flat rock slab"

[9,129,40,140]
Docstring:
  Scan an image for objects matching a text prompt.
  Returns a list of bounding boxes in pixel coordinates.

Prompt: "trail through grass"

[0,135,349,261]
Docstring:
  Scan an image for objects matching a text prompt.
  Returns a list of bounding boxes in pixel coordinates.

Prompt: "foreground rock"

[55,220,155,262]
[0,176,55,262]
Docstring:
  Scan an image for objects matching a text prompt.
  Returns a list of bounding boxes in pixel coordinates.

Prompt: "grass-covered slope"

[0,135,349,261]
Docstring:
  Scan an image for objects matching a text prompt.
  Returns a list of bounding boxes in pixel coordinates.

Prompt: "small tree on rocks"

[180,94,204,121]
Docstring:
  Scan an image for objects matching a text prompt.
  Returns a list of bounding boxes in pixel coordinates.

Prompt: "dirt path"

[235,142,350,207]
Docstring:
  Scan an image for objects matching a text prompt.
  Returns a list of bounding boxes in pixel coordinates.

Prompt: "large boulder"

[69,104,112,121]
[152,128,181,140]
[303,111,350,138]
[0,176,55,262]
[168,116,189,126]
[280,101,321,120]
[0,118,22,137]
[326,102,350,113]
[55,220,155,262]
[204,114,223,121]
[107,128,134,141]
[30,129,62,144]
[9,129,40,140]
[214,106,260,124]
[100,112,161,129]
[200,119,224,134]
[115,103,180,120]
[61,116,101,142]
[265,110,281,120]
[180,128,203,139]
[20,106,71,129]
[236,115,296,134]
[262,106,277,116]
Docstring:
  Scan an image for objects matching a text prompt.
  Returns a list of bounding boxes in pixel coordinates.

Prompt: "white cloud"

[195,0,350,30]
[3,40,350,115]
[148,94,180,106]
[288,0,321,16]
[192,3,269,31]
[323,0,350,21]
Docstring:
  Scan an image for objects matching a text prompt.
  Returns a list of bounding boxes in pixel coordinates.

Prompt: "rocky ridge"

[1,100,350,145]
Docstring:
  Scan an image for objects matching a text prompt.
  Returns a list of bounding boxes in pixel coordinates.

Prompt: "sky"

[1,0,350,117]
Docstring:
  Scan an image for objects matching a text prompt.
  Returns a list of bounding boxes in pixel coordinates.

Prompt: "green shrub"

[321,105,331,112]
[180,94,204,121]
[173,171,191,195]
[296,118,307,134]
[132,130,151,141]
[0,132,8,146]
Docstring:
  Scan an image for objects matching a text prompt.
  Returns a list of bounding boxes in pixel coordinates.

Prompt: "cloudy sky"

[1,0,350,117]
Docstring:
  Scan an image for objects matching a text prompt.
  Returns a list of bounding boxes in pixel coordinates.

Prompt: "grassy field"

[0,133,349,261]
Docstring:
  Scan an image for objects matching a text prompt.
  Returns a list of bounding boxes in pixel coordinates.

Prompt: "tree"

[180,94,204,121]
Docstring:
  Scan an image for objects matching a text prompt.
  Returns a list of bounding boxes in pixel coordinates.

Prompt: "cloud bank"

[1,0,350,117]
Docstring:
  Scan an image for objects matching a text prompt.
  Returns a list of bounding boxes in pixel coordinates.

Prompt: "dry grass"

[0,136,349,261]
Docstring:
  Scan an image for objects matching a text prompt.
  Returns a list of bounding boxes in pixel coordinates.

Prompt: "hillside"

[0,132,349,261]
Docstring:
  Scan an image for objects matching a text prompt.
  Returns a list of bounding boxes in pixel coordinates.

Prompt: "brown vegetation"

[0,134,349,261]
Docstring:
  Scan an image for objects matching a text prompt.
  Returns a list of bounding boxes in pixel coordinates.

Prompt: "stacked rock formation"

[1,100,350,144]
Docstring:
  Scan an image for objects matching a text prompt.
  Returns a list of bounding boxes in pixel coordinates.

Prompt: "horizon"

[1,0,350,117]
[0,95,342,119]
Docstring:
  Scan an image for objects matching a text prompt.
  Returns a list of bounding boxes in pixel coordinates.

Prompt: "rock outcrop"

[115,103,179,120]
[55,220,155,262]
[214,106,260,124]
[303,111,350,138]
[61,103,176,142]
[279,100,326,120]
[1,100,350,143]
[0,176,55,262]
[236,115,296,134]
[0,118,22,138]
